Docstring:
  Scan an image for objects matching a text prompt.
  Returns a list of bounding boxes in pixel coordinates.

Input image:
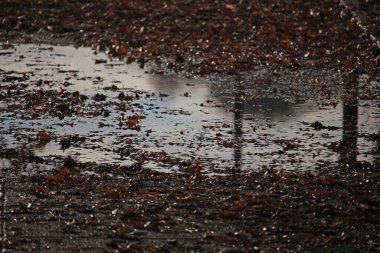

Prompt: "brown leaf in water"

[36,131,53,148]
[222,140,235,148]
[183,165,203,173]
[90,111,101,117]
[37,131,52,141]
[47,156,78,181]
[47,167,71,181]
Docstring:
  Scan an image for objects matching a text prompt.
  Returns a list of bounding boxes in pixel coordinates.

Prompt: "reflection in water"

[234,77,244,170]
[376,137,380,169]
[341,72,359,164]
[1,44,379,172]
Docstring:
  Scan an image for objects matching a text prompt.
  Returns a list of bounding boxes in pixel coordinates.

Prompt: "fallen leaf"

[37,131,52,141]
[47,167,71,181]
[47,156,78,181]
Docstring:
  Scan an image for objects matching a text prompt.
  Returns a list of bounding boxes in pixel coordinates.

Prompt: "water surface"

[0,44,378,174]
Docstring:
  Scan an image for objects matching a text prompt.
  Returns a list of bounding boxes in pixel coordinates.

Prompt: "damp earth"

[0,43,379,252]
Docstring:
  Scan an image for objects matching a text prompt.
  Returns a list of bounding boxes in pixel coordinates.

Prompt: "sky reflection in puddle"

[0,44,379,173]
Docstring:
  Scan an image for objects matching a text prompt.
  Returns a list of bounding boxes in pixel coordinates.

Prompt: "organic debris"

[0,0,379,252]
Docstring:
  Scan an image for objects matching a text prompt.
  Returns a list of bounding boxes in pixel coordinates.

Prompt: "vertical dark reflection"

[375,134,380,169]
[234,77,244,170]
[0,180,5,242]
[341,72,359,164]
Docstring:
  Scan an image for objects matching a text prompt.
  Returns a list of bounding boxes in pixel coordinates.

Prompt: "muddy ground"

[1,0,380,252]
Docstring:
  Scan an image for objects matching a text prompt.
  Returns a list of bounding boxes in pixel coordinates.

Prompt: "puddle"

[0,44,379,174]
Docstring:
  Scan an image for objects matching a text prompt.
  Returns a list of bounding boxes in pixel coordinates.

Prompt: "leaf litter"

[0,0,380,252]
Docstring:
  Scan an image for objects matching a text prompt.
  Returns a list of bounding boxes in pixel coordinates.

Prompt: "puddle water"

[0,44,379,174]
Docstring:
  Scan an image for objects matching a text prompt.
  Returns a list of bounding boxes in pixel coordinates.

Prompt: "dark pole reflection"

[375,133,380,170]
[234,77,244,170]
[341,72,359,164]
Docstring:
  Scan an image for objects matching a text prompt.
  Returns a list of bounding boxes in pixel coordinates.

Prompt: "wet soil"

[0,0,380,252]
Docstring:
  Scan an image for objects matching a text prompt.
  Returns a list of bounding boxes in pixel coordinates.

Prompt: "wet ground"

[1,0,380,252]
[0,42,379,253]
